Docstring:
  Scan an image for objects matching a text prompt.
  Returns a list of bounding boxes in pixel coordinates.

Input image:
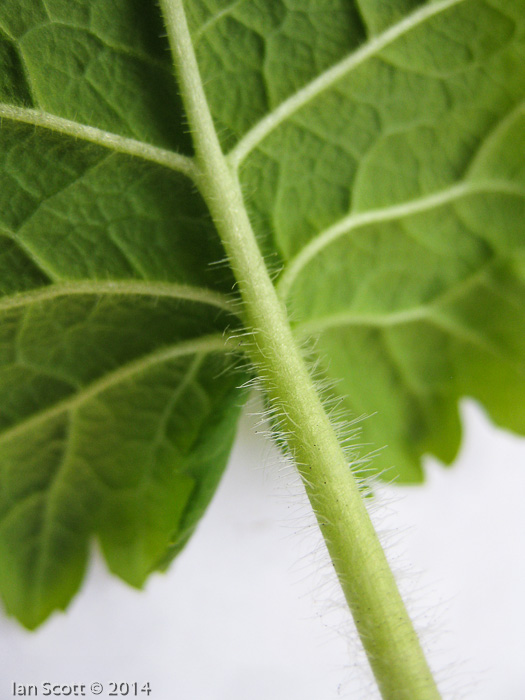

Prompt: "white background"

[1,396,524,700]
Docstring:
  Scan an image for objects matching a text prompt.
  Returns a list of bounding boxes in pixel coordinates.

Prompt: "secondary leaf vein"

[0,280,238,315]
[277,180,525,300]
[227,0,467,168]
[0,334,237,448]
[0,103,199,180]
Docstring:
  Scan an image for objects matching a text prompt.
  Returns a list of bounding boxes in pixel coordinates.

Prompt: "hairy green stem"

[159,1,442,698]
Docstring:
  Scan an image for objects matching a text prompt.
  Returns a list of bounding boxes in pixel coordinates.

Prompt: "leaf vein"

[277,180,525,300]
[0,279,238,315]
[0,104,198,179]
[32,410,79,613]
[0,226,60,283]
[192,0,248,44]
[227,0,468,168]
[0,334,237,448]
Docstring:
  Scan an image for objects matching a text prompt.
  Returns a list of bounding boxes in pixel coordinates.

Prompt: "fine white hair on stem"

[215,260,456,696]
[240,388,382,697]
[236,328,464,697]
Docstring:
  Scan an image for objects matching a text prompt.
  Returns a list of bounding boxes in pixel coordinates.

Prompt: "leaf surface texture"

[0,0,524,624]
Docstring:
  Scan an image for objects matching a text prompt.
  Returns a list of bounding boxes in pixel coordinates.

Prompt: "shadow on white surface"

[0,398,524,699]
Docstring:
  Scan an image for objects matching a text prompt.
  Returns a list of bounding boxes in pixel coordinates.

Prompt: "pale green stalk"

[158,1,442,698]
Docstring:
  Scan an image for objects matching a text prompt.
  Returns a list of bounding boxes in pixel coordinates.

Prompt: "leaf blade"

[0,3,247,624]
[221,0,525,479]
[1,0,524,628]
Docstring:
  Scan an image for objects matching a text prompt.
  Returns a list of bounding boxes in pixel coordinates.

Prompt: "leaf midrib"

[1,0,467,184]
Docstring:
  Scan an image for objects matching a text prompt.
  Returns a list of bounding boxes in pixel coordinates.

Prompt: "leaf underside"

[0,0,524,627]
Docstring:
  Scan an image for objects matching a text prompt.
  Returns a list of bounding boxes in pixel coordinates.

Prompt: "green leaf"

[1,0,524,630]
[222,0,525,480]
[0,0,246,628]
